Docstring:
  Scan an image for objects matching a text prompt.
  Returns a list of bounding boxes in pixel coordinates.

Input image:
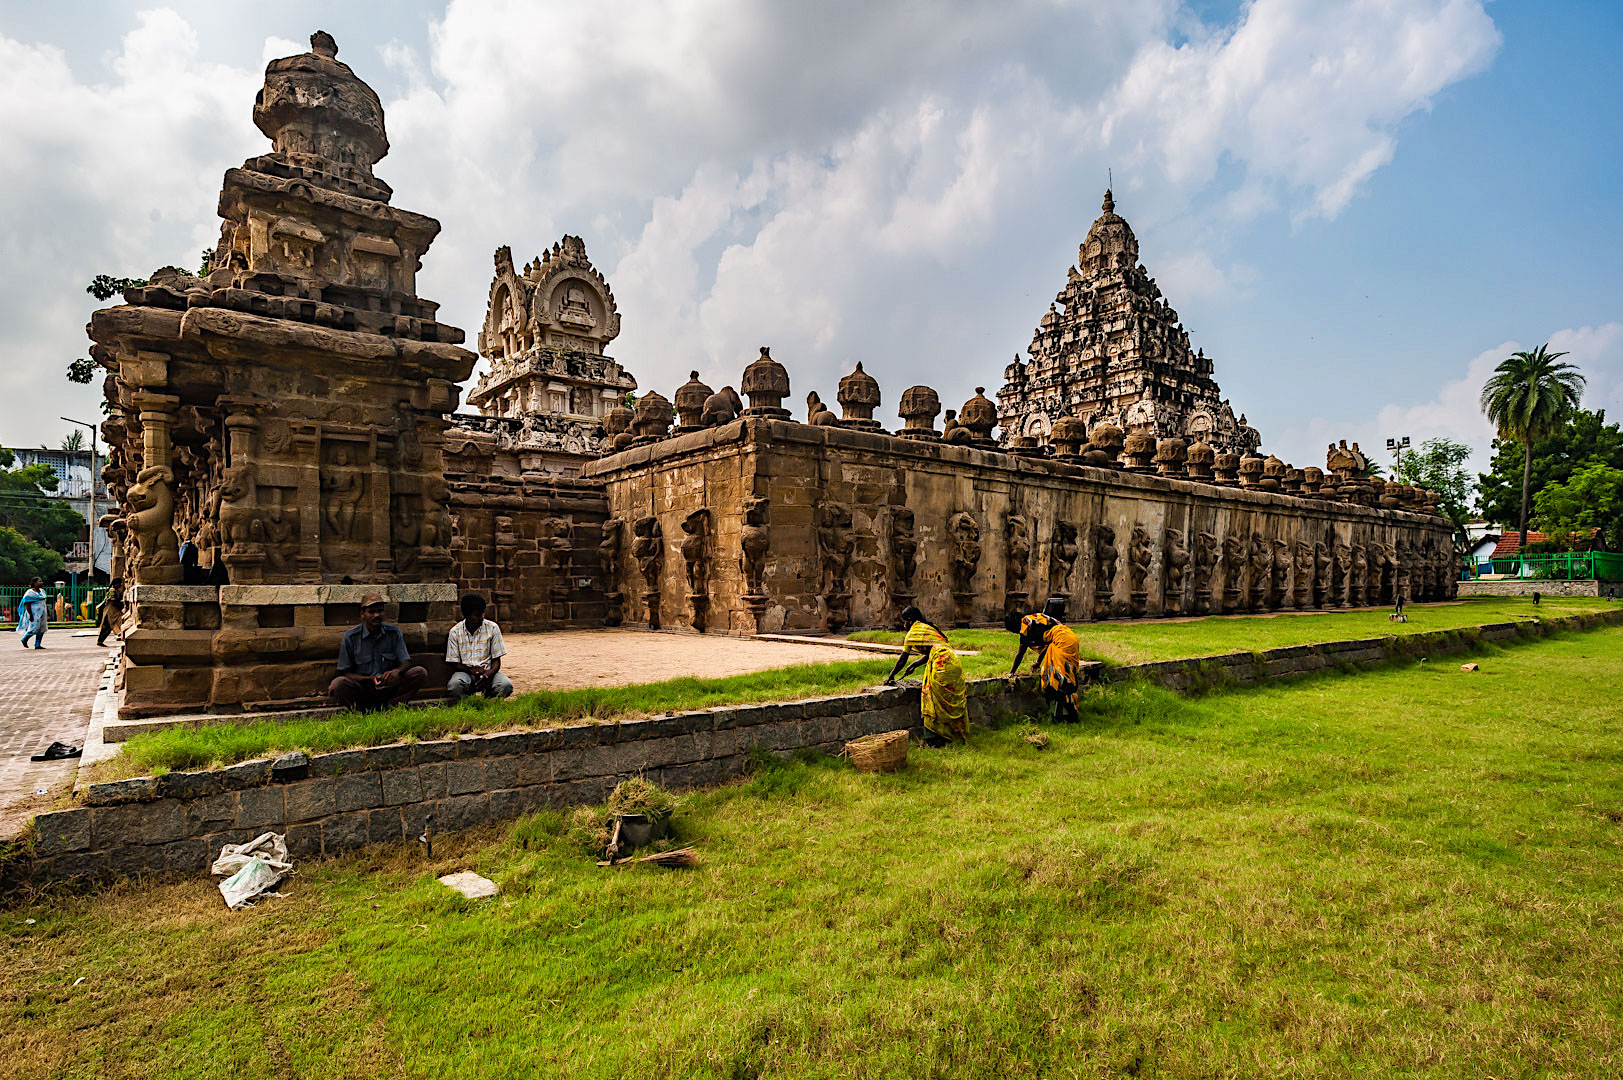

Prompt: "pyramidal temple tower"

[997,190,1261,455]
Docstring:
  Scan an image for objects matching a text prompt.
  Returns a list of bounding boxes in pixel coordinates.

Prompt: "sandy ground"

[497,630,879,691]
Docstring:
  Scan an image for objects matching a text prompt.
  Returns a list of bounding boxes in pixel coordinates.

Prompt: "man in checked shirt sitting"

[445,592,515,701]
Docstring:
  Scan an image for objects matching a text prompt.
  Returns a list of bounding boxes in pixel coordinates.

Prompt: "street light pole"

[61,415,99,581]
[1385,435,1411,477]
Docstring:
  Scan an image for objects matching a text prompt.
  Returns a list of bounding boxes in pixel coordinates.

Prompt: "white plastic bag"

[212,832,292,909]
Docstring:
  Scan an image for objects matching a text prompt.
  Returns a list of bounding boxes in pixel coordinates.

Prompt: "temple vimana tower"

[997,190,1261,456]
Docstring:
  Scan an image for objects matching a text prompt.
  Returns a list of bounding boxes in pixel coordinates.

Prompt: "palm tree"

[1479,344,1585,550]
[60,430,85,453]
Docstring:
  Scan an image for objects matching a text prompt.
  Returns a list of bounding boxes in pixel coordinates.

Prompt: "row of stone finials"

[594,347,1442,517]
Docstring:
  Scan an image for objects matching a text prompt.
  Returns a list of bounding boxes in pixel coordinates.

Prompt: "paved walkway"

[0,633,107,831]
[498,629,880,691]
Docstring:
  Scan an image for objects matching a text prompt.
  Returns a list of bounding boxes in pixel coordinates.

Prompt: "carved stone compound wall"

[587,416,1455,635]
[87,32,475,717]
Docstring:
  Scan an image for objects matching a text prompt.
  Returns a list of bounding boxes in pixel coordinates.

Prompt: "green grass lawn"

[8,626,1623,1078]
[855,594,1614,668]
[96,596,1612,781]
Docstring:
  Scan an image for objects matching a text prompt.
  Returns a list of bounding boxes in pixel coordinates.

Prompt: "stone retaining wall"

[1457,579,1620,599]
[20,609,1619,884]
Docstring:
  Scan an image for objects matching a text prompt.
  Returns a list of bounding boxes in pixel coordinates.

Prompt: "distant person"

[445,593,514,701]
[97,577,125,647]
[884,605,967,747]
[16,577,47,650]
[328,593,427,712]
[1004,609,1083,724]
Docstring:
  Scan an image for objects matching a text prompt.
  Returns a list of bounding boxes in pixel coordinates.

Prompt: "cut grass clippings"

[6,628,1623,1077]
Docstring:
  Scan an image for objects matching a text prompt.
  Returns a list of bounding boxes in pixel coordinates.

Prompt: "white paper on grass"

[212,832,293,909]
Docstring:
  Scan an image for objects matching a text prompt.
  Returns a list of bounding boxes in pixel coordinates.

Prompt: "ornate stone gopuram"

[997,190,1261,455]
[455,236,637,475]
[88,33,475,717]
[587,355,1454,633]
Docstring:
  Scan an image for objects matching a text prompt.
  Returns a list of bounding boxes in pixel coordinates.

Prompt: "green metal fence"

[0,583,109,627]
[1469,552,1623,582]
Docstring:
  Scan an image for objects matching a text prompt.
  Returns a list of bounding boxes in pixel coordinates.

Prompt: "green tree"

[1479,344,1586,549]
[67,273,149,385]
[0,461,86,554]
[0,526,64,586]
[1479,408,1623,530]
[1532,462,1623,551]
[61,430,85,452]
[1395,437,1476,539]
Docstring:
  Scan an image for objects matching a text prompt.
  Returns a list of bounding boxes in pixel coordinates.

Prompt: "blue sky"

[1,1,1618,487]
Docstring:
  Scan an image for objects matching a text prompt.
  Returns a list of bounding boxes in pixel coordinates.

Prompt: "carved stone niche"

[1127,523,1154,616]
[1004,512,1033,615]
[837,362,883,432]
[1090,523,1118,621]
[816,501,855,631]
[680,508,712,632]
[1162,527,1190,615]
[888,506,918,609]
[631,515,664,629]
[897,386,941,440]
[600,517,624,626]
[1046,521,1079,613]
[1051,417,1088,460]
[948,510,982,627]
[1155,437,1188,478]
[1123,431,1157,472]
[673,371,714,434]
[741,346,791,418]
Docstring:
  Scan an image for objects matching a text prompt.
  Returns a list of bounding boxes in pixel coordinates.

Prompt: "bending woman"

[884,605,968,747]
[1004,610,1082,723]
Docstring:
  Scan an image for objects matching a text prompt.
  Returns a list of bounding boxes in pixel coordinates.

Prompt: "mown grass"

[7,628,1623,1078]
[853,594,1613,666]
[94,596,1614,781]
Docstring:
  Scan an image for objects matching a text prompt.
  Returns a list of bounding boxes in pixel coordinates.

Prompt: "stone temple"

[997,190,1261,456]
[90,32,1456,722]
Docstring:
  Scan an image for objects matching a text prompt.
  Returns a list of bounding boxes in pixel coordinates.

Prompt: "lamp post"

[60,415,100,582]
[1385,435,1411,476]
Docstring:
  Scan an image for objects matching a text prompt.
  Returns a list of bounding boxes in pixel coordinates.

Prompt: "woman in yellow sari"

[885,606,968,746]
[1003,611,1082,723]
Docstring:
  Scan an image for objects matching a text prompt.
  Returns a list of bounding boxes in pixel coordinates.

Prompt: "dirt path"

[497,629,876,691]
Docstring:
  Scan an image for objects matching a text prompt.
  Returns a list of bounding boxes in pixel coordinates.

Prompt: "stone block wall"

[1457,579,1620,599]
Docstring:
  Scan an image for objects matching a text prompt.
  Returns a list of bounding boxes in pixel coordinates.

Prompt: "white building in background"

[3,446,112,577]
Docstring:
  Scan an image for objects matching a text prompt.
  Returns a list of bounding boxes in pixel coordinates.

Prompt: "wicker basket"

[845,729,910,774]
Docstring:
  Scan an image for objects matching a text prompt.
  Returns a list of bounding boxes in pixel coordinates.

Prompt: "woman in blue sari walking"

[17,577,48,649]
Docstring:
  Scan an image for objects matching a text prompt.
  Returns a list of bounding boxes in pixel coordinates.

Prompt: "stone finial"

[1212,450,1239,485]
[1237,452,1264,488]
[1258,453,1286,492]
[673,370,713,432]
[1282,467,1303,495]
[1155,436,1188,477]
[1102,188,1115,214]
[958,387,998,446]
[1122,430,1156,471]
[1186,439,1215,480]
[1051,416,1088,458]
[897,384,942,439]
[836,362,883,430]
[741,346,790,417]
[1083,421,1124,467]
[254,30,389,171]
[631,390,673,443]
[1302,466,1324,494]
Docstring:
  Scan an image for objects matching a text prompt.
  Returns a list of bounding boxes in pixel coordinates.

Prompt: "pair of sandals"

[30,741,81,762]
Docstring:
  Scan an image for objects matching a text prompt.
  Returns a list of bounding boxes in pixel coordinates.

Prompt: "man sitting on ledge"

[445,592,514,701]
[328,593,428,712]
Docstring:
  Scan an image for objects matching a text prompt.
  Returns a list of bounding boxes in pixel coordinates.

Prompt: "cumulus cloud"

[0,0,1508,448]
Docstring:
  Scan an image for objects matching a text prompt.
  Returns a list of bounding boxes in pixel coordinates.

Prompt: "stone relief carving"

[632,515,664,630]
[320,445,364,542]
[1221,532,1245,613]
[1091,523,1118,621]
[1271,538,1291,610]
[888,506,918,605]
[816,501,855,631]
[600,517,624,627]
[1193,530,1218,614]
[680,509,712,631]
[126,465,182,584]
[1047,521,1079,602]
[1128,523,1154,615]
[948,511,982,626]
[1163,527,1189,615]
[1004,513,1033,613]
[1248,532,1270,611]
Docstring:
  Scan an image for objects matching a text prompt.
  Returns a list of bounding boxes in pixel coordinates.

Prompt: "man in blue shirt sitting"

[328,592,428,712]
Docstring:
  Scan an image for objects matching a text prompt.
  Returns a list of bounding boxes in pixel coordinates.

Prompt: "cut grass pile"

[95,596,1610,782]
[853,593,1612,666]
[7,628,1623,1077]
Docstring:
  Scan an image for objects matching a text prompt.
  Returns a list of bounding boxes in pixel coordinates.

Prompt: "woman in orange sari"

[885,606,968,747]
[1004,610,1082,723]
